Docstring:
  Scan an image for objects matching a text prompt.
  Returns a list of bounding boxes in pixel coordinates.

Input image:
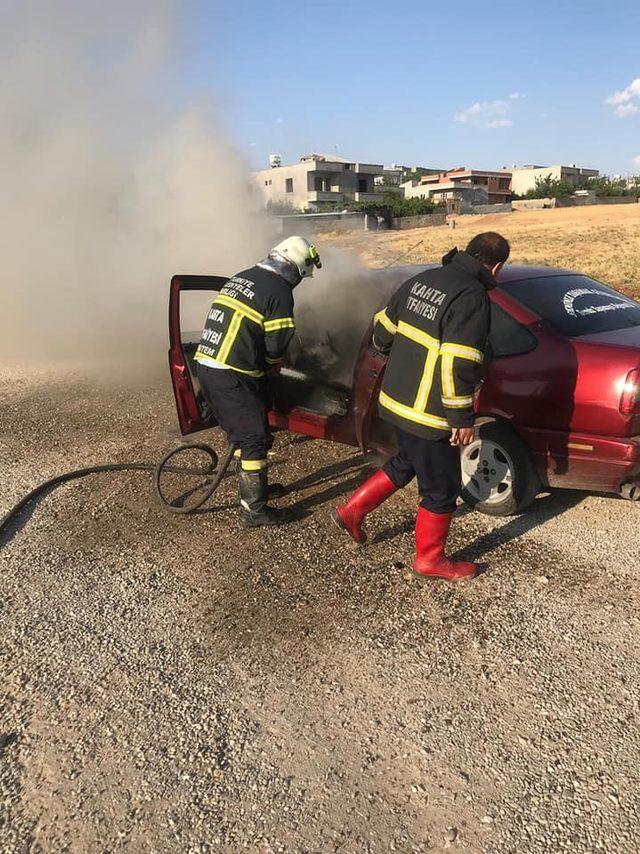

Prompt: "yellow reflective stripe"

[227,364,264,376]
[241,459,267,471]
[214,294,264,326]
[217,312,243,363]
[441,352,455,400]
[441,352,473,407]
[195,349,226,367]
[222,361,264,377]
[397,320,439,350]
[414,346,439,412]
[194,351,265,376]
[374,308,397,335]
[265,355,281,364]
[264,317,295,332]
[440,342,483,363]
[378,390,449,430]
[442,396,474,408]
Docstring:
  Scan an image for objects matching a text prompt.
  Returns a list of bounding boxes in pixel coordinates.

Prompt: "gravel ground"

[1,367,639,853]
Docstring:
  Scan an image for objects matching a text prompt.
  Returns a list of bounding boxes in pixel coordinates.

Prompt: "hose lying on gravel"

[0,442,237,549]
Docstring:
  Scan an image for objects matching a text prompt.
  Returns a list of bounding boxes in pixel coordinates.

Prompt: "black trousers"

[197,365,273,461]
[383,427,461,514]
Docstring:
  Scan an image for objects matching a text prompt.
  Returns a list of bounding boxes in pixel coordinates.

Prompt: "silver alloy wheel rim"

[461,438,515,506]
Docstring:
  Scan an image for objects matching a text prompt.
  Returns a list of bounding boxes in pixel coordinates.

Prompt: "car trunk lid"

[574,325,640,349]
[571,331,640,436]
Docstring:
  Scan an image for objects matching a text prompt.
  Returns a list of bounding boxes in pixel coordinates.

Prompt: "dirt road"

[1,368,639,852]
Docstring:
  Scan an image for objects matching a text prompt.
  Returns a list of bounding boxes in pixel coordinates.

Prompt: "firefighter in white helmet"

[195,236,322,527]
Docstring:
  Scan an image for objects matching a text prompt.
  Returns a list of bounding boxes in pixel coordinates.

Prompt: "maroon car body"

[168,265,640,514]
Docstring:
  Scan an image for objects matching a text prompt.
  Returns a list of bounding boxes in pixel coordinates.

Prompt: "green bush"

[524,176,575,199]
[579,176,637,197]
[265,199,301,215]
[353,191,437,218]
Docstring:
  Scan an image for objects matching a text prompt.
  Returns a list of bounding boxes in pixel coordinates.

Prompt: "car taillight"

[620,368,640,415]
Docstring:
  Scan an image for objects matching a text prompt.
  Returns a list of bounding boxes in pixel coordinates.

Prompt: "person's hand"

[450,427,475,446]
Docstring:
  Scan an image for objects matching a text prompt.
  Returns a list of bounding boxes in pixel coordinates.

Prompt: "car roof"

[497,264,576,284]
[384,263,577,286]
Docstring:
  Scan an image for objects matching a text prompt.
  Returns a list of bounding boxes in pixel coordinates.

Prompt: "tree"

[352,190,437,218]
[524,176,575,199]
[578,176,633,197]
[265,199,301,215]
[402,168,440,185]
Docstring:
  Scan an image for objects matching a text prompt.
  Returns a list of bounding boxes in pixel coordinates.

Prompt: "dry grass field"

[324,203,640,297]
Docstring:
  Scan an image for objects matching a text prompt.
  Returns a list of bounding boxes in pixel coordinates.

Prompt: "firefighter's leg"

[332,429,413,544]
[410,437,476,581]
[197,366,291,525]
[237,435,293,528]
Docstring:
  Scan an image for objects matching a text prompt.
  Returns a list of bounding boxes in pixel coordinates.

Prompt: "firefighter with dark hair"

[195,236,322,528]
[333,232,510,580]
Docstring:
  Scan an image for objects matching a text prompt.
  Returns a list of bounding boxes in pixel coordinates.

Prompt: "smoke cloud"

[0,1,275,367]
[292,248,399,386]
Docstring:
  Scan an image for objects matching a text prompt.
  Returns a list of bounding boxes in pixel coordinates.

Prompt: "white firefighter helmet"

[270,236,322,279]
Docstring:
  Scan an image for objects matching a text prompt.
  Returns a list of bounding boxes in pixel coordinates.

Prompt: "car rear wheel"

[460,420,540,516]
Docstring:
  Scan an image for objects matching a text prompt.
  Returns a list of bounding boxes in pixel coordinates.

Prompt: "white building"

[511,164,599,196]
[253,154,383,211]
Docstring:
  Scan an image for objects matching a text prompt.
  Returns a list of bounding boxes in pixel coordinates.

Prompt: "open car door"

[168,274,228,435]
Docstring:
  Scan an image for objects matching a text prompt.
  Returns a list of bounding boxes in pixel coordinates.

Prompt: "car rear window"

[502,275,640,337]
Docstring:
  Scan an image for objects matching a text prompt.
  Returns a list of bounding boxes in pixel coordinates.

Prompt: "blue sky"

[181,0,640,175]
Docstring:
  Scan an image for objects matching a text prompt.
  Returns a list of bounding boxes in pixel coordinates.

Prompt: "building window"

[358,178,367,192]
[286,178,293,193]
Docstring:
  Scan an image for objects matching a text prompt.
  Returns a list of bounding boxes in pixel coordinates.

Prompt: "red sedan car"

[169,265,640,516]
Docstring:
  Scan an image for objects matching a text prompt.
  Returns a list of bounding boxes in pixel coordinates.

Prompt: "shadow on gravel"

[450,489,587,563]
[372,518,413,544]
[0,483,61,549]
[286,455,373,516]
[371,490,590,567]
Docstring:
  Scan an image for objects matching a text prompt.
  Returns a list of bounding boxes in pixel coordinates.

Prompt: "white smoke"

[293,248,411,386]
[0,0,274,367]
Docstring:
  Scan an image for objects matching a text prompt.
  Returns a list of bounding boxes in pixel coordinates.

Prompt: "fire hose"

[0,441,239,548]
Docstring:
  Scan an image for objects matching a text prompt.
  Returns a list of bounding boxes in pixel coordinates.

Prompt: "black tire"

[460,420,540,516]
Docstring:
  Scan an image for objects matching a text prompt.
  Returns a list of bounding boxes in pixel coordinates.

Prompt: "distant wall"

[512,198,556,210]
[462,202,512,215]
[594,195,639,205]
[273,212,366,236]
[554,195,593,207]
[513,195,638,212]
[391,212,447,230]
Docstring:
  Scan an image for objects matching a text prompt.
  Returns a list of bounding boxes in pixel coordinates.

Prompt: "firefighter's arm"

[264,293,296,365]
[440,290,490,428]
[372,286,403,354]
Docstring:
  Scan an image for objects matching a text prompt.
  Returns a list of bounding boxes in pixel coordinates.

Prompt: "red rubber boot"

[332,470,397,544]
[413,508,477,581]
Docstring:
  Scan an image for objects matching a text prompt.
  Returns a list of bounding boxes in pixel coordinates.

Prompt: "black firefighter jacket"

[195,265,295,377]
[373,250,495,440]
